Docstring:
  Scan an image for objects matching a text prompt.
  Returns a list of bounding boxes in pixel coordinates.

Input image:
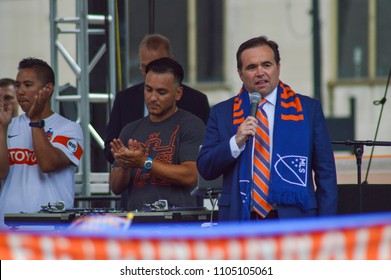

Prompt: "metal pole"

[108,0,116,106]
[312,0,322,102]
[77,0,91,198]
[50,0,60,113]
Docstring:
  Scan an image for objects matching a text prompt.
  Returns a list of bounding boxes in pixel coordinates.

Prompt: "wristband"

[29,120,45,128]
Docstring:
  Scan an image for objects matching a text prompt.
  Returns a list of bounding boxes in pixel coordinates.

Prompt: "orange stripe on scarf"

[281,96,303,112]
[279,82,304,121]
[281,114,304,121]
[233,109,244,118]
[280,86,295,99]
[233,95,245,125]
[233,97,242,111]
[233,117,245,125]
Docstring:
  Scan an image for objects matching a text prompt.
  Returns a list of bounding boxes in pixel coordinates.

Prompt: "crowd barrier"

[1,212,391,260]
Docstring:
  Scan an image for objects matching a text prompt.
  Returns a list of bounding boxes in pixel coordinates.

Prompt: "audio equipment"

[4,208,218,227]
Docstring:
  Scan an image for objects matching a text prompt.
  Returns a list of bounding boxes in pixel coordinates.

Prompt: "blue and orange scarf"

[233,81,311,220]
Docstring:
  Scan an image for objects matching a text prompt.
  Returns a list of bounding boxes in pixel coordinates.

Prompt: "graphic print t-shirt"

[117,110,205,211]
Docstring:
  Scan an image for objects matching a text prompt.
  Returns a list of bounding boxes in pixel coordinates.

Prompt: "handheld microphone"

[248,93,262,141]
[250,92,262,117]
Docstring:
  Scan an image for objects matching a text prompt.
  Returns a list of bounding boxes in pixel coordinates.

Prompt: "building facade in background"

[1,0,390,182]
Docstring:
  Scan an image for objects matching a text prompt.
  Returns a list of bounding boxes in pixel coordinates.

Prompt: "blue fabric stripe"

[253,167,269,184]
[254,153,269,169]
[254,134,269,149]
[252,183,268,199]
[253,205,268,217]
[257,122,269,134]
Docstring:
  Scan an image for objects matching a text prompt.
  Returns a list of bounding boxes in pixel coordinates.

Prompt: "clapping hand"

[27,86,51,120]
[111,138,145,169]
[0,89,12,129]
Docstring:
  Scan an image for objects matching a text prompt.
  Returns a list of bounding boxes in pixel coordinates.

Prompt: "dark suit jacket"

[104,82,210,163]
[197,93,337,221]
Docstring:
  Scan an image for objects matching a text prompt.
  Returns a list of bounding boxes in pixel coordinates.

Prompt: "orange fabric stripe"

[294,96,303,112]
[233,96,245,125]
[253,191,272,208]
[279,83,304,121]
[258,116,268,125]
[233,117,245,125]
[254,153,269,169]
[281,114,304,121]
[280,86,295,99]
[255,128,269,144]
[281,101,296,108]
[281,98,302,112]
[253,159,270,179]
[254,143,270,161]
[233,98,242,111]
[252,191,273,211]
[253,174,269,193]
[233,109,244,118]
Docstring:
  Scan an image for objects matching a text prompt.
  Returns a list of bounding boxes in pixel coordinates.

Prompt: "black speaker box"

[338,184,391,214]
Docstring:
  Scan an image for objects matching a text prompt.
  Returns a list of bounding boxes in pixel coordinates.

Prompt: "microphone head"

[249,92,261,104]
[249,92,262,118]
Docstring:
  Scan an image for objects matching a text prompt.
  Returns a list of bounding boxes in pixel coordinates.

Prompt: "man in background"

[0,78,19,117]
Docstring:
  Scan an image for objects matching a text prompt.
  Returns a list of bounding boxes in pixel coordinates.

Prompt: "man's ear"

[44,83,55,96]
[175,85,183,101]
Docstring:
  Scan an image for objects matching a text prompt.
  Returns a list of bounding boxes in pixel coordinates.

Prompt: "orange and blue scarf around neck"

[233,81,311,220]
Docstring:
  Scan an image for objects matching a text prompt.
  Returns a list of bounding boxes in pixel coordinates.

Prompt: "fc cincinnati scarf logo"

[274,154,308,187]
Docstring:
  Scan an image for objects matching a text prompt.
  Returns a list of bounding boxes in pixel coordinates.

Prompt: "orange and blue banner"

[1,212,391,260]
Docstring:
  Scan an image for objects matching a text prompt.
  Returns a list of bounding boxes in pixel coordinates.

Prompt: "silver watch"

[143,157,153,172]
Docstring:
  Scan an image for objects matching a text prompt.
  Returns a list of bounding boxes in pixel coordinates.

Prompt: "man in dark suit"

[104,34,210,164]
[197,36,337,221]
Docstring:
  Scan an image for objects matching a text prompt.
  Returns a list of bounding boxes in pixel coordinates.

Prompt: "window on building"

[196,0,223,83]
[376,0,391,77]
[126,0,223,85]
[338,0,391,79]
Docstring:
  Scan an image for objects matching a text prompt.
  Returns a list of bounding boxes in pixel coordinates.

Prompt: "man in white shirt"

[0,57,84,228]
